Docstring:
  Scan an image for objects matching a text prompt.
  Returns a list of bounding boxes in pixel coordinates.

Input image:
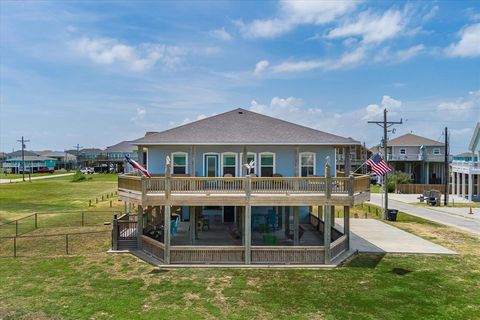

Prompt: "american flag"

[125,156,151,178]
[367,153,392,176]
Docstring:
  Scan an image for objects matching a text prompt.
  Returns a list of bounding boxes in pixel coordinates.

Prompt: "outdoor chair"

[170,216,180,236]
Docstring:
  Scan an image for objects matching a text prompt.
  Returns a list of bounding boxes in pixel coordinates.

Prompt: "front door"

[204,155,219,177]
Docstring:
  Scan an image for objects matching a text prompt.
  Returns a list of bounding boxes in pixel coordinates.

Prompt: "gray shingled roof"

[388,133,444,147]
[133,108,359,146]
[105,141,137,153]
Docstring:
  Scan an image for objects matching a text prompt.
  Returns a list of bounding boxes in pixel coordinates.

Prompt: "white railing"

[451,161,480,174]
[387,154,444,162]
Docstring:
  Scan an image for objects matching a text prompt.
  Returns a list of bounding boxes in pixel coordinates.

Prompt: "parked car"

[370,173,379,185]
[38,167,54,174]
[80,168,94,174]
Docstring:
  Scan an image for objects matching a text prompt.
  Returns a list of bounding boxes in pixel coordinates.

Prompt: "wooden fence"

[396,184,445,194]
[0,230,111,257]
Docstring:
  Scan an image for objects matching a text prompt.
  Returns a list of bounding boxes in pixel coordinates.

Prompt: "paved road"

[369,194,480,235]
[0,173,74,184]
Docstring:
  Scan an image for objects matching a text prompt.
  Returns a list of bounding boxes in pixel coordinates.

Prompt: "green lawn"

[0,176,479,319]
[0,172,69,180]
[0,174,119,221]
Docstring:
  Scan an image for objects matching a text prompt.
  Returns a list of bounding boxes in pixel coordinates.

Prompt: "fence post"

[65,234,69,254]
[110,200,112,208]
[96,198,98,204]
[13,237,17,257]
[106,193,109,199]
[15,220,18,236]
[112,214,118,250]
[34,213,38,229]
[102,195,104,201]
[81,212,85,227]
[89,200,92,207]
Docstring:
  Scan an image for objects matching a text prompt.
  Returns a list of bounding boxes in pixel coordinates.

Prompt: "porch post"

[468,174,473,201]
[345,146,351,175]
[242,145,248,176]
[190,206,196,245]
[164,205,171,264]
[191,145,196,176]
[294,146,300,176]
[344,174,354,251]
[277,206,283,228]
[293,206,299,246]
[324,160,332,264]
[285,206,290,235]
[137,205,144,249]
[462,173,466,198]
[330,206,335,226]
[245,205,252,264]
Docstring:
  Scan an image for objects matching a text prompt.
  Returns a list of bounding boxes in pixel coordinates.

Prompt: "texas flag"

[125,155,151,178]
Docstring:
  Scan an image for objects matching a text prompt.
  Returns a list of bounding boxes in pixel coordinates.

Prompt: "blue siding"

[145,145,336,177]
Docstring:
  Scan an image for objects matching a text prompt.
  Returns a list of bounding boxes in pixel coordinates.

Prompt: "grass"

[370,184,382,193]
[0,172,70,180]
[0,177,479,319]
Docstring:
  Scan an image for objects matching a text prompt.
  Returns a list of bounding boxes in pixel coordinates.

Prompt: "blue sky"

[0,0,479,154]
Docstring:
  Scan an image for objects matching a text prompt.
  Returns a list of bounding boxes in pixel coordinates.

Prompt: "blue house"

[116,108,370,265]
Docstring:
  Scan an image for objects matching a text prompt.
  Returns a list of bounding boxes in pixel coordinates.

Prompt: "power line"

[16,136,30,182]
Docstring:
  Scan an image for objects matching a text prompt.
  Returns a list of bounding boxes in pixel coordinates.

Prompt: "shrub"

[387,171,413,192]
[71,171,86,182]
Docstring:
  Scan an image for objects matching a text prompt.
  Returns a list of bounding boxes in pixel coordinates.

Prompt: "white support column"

[244,205,251,264]
[468,174,473,201]
[324,205,331,264]
[451,171,455,196]
[462,173,466,198]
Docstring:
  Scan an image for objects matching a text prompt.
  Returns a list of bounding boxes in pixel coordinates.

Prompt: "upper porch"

[118,173,371,207]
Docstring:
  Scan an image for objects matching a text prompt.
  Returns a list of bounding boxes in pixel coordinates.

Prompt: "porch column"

[242,145,248,176]
[293,207,299,246]
[324,160,332,264]
[244,205,252,264]
[189,206,196,245]
[456,172,461,196]
[137,205,144,249]
[277,206,283,228]
[425,163,429,184]
[451,171,456,196]
[468,174,473,201]
[344,146,351,175]
[330,206,335,226]
[462,173,466,198]
[294,146,300,176]
[343,206,350,251]
[164,205,171,264]
[324,205,331,264]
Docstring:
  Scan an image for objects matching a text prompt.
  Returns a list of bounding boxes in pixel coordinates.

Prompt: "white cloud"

[210,27,233,41]
[363,95,402,120]
[131,107,146,124]
[437,90,480,111]
[254,60,270,75]
[325,9,405,44]
[445,23,480,57]
[395,44,425,62]
[70,36,186,72]
[236,0,359,39]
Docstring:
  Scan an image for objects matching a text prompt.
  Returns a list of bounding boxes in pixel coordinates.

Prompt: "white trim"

[202,153,220,177]
[299,152,316,177]
[143,147,149,170]
[240,152,257,175]
[259,152,276,177]
[171,152,188,174]
[221,152,238,177]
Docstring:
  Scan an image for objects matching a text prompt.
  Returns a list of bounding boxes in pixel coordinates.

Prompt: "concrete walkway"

[338,219,456,254]
[0,173,74,184]
[369,193,480,235]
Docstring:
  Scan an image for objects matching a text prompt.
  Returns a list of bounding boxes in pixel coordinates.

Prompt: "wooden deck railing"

[142,235,165,261]
[170,246,244,263]
[119,174,370,195]
[251,246,325,264]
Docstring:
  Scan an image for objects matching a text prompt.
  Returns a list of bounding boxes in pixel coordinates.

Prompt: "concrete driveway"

[337,219,456,255]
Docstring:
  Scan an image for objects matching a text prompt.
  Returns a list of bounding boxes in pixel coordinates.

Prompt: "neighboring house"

[336,144,372,174]
[37,151,77,170]
[6,150,39,159]
[2,155,56,173]
[103,141,138,173]
[116,108,371,266]
[451,122,480,201]
[70,148,105,169]
[453,152,478,162]
[385,133,446,184]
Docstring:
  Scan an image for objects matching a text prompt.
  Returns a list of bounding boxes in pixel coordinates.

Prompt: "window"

[433,148,441,155]
[241,153,256,175]
[222,153,237,177]
[399,148,406,155]
[172,152,188,174]
[259,153,275,177]
[300,152,316,177]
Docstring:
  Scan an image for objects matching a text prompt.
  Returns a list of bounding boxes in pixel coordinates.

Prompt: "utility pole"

[73,144,83,170]
[16,136,30,181]
[444,127,449,206]
[368,109,402,220]
[363,142,367,174]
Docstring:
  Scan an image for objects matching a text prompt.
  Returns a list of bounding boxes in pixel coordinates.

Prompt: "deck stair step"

[118,240,138,250]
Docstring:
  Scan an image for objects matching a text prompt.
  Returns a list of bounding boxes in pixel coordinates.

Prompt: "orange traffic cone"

[468,207,473,215]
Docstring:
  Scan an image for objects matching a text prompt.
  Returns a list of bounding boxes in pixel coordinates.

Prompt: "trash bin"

[387,209,398,221]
